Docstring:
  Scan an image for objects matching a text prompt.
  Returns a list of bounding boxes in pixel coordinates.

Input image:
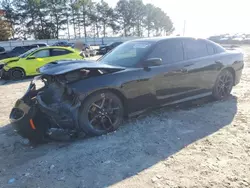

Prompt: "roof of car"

[36,46,74,50]
[131,36,203,43]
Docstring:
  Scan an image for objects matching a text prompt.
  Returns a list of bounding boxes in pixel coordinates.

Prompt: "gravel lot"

[0,48,249,188]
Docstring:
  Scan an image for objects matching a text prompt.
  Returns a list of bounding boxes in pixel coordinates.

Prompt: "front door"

[145,39,201,105]
[26,49,52,75]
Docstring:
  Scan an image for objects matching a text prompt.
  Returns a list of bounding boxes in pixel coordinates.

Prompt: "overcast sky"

[104,0,249,37]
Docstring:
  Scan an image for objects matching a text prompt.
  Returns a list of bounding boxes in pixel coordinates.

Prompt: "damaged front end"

[10,73,86,142]
[10,61,125,142]
[10,63,122,142]
[10,72,86,141]
[10,76,52,142]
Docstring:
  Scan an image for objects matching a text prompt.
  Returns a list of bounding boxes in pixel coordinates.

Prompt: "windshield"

[19,48,38,58]
[106,42,115,46]
[99,41,154,67]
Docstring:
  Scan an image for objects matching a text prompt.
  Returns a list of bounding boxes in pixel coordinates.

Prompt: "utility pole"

[183,20,186,36]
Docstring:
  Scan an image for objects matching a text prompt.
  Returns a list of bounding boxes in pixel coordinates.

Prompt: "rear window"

[213,43,226,53]
[207,43,215,55]
[183,39,208,59]
[206,41,225,54]
[51,49,72,56]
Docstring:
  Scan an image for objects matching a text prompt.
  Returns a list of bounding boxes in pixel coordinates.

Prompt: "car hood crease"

[38,60,125,75]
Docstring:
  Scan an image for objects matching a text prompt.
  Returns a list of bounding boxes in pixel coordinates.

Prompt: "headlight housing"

[31,75,45,90]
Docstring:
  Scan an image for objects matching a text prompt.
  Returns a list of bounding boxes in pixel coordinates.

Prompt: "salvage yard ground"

[0,48,249,188]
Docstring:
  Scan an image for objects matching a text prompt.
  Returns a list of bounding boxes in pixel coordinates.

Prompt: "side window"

[26,46,36,50]
[206,43,215,55]
[183,39,208,59]
[213,43,226,54]
[51,49,71,56]
[33,50,50,58]
[13,47,24,53]
[148,40,184,64]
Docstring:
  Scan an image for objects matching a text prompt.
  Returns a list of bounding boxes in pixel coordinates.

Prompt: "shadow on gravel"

[0,77,33,86]
[0,96,238,188]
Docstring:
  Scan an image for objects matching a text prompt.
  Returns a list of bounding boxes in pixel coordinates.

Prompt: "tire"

[79,91,124,136]
[212,69,234,100]
[9,68,26,80]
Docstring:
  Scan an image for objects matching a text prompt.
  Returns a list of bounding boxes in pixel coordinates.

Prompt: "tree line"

[1,0,174,40]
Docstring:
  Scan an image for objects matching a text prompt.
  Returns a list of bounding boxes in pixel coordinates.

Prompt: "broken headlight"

[31,75,46,90]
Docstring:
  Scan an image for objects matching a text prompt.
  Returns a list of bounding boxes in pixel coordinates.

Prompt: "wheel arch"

[222,67,236,85]
[9,66,26,73]
[81,88,129,116]
[8,67,26,78]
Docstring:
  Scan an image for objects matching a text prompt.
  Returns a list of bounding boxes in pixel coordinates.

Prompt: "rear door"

[182,38,222,91]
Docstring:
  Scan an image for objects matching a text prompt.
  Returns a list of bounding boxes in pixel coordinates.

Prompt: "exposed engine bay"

[10,67,119,142]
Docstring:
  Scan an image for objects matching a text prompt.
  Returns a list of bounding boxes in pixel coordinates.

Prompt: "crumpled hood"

[39,60,125,75]
[1,57,20,64]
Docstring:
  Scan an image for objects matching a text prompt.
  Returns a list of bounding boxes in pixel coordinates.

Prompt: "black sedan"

[99,41,123,55]
[0,46,5,53]
[0,44,47,60]
[10,37,244,142]
[51,41,73,47]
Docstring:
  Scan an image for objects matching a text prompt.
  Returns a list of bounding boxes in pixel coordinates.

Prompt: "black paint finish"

[41,37,244,116]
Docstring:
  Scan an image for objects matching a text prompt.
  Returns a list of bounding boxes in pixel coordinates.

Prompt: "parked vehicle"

[89,46,97,56]
[33,43,48,47]
[84,46,97,57]
[0,46,5,53]
[75,43,95,57]
[0,44,47,60]
[69,42,75,48]
[9,37,244,143]
[0,46,83,80]
[52,41,73,47]
[99,41,123,55]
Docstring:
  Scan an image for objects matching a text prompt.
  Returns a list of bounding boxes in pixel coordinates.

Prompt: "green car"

[0,46,83,80]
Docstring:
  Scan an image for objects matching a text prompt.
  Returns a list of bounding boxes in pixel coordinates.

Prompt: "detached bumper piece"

[10,99,49,143]
[10,75,83,142]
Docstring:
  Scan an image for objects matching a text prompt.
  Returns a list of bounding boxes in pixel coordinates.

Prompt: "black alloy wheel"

[213,69,234,100]
[10,68,26,80]
[79,91,124,136]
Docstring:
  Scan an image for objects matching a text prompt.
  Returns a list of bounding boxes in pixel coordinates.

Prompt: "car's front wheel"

[10,68,26,80]
[212,69,234,100]
[79,91,124,136]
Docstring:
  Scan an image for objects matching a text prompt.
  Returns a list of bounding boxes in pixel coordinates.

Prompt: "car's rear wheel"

[79,91,124,136]
[10,68,26,80]
[212,69,234,100]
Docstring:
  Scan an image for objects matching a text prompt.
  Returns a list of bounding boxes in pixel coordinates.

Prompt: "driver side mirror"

[142,58,162,68]
[27,56,36,60]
